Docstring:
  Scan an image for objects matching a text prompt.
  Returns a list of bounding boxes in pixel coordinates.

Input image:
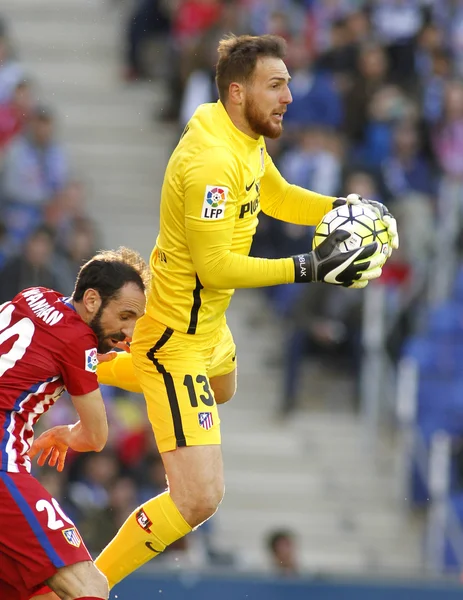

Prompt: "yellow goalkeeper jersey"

[147,100,334,335]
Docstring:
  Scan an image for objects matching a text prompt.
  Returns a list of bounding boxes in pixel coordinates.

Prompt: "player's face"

[244,57,292,139]
[90,282,146,353]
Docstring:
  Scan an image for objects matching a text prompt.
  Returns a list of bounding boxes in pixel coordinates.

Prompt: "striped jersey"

[0,287,99,473]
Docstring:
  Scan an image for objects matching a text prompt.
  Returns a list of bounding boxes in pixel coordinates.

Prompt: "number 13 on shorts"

[142,366,221,453]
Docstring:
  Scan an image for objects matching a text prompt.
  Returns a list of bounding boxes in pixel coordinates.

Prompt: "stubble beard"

[244,96,283,139]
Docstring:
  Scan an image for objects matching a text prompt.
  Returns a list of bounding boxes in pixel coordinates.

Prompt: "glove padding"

[333,193,399,256]
[293,229,386,288]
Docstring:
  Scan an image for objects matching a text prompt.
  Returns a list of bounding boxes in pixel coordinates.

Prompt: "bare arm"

[29,388,108,471]
[65,388,109,451]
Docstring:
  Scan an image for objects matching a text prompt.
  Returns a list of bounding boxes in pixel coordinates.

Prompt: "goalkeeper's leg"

[95,445,224,588]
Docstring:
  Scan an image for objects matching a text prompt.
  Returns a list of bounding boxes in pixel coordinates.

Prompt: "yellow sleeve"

[96,352,143,394]
[184,146,295,289]
[260,151,335,225]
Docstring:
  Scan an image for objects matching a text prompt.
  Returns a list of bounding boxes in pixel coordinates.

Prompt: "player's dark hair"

[73,246,150,305]
[216,34,287,102]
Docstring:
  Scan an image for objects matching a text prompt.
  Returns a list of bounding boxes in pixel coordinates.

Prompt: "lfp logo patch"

[85,348,98,373]
[201,186,228,220]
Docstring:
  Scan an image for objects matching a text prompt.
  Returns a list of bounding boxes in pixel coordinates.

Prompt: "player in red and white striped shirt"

[0,247,149,600]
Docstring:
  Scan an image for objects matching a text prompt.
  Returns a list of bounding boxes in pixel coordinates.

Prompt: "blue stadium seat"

[402,336,463,376]
[406,376,463,508]
[426,301,463,336]
[452,265,463,302]
[444,492,463,570]
[417,377,463,438]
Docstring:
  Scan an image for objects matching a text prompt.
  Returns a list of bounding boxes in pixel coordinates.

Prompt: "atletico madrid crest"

[62,527,81,548]
[198,412,213,430]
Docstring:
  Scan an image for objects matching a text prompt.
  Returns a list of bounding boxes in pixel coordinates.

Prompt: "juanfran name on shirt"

[22,289,63,326]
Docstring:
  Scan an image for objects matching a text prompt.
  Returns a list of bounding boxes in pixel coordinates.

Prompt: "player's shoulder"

[184,103,237,158]
[15,287,94,344]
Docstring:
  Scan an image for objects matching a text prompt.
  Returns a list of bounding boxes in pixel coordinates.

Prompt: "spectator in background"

[0,19,25,104]
[431,0,463,77]
[124,0,172,81]
[0,79,34,157]
[44,179,89,243]
[179,1,242,127]
[284,37,343,130]
[80,477,139,554]
[266,529,300,576]
[159,0,223,121]
[414,21,447,82]
[280,280,363,414]
[0,219,7,269]
[68,450,121,516]
[354,84,418,168]
[52,216,99,295]
[279,126,343,196]
[433,80,463,181]
[380,119,437,201]
[433,79,463,245]
[307,0,359,54]
[316,16,358,91]
[421,48,453,127]
[1,104,69,250]
[343,168,384,204]
[343,42,390,145]
[135,452,167,505]
[370,0,424,86]
[0,224,60,302]
[243,0,308,40]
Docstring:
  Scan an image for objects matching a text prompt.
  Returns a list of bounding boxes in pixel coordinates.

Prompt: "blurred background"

[1,0,463,597]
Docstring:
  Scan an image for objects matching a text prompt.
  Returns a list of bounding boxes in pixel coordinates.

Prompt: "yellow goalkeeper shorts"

[130,313,236,453]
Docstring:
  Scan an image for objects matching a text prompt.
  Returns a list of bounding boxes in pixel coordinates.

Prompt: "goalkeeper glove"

[333,193,399,255]
[292,229,385,289]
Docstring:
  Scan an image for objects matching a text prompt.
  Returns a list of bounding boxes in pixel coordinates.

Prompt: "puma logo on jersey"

[239,195,260,219]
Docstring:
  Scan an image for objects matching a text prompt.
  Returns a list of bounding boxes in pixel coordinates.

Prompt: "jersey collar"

[216,100,263,148]
[59,296,77,312]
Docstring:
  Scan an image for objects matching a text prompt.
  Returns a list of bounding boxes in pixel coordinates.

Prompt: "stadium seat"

[402,336,463,376]
[405,376,463,508]
[452,266,463,302]
[444,492,463,570]
[426,301,463,336]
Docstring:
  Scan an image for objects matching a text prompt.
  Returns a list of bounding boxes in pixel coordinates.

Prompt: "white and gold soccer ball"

[313,203,390,257]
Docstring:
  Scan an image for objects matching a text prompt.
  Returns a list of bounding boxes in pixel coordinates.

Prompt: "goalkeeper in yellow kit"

[93,34,399,588]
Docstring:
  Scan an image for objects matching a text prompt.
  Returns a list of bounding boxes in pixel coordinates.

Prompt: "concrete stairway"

[216,290,424,575]
[1,0,424,576]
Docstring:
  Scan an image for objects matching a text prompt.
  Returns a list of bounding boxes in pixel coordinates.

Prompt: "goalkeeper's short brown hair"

[215,34,287,103]
[73,246,151,306]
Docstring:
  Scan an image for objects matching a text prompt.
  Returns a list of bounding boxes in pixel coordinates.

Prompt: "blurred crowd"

[123,0,463,414]
[3,0,463,576]
[0,18,100,301]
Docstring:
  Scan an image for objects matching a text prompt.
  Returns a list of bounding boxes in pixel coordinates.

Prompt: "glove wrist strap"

[292,253,315,283]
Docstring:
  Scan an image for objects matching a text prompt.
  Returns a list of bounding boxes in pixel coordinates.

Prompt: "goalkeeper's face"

[244,56,292,139]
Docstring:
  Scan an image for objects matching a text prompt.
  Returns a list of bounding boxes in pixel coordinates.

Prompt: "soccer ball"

[313,203,390,256]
